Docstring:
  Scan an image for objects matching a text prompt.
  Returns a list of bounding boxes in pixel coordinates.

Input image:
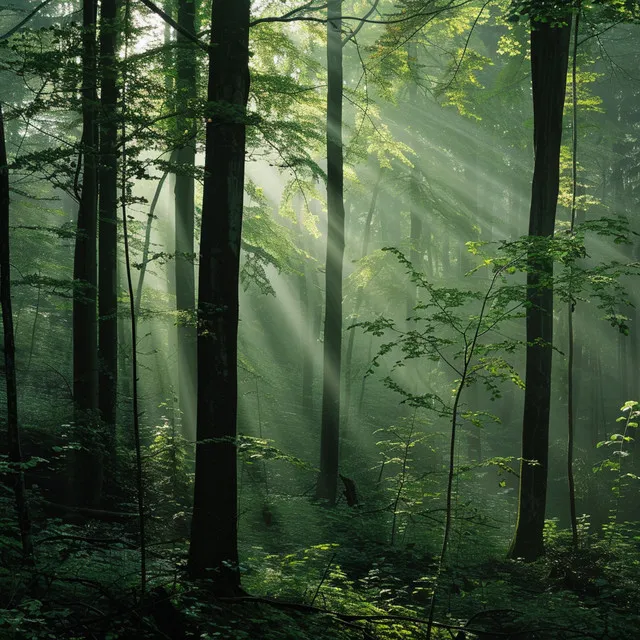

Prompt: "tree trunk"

[316,0,344,504]
[297,202,314,419]
[187,0,250,591]
[0,104,34,562]
[343,167,382,434]
[406,42,423,325]
[509,16,571,562]
[98,0,119,464]
[134,162,172,316]
[174,0,198,441]
[72,0,100,507]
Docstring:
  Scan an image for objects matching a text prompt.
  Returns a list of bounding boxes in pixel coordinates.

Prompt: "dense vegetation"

[2,0,640,638]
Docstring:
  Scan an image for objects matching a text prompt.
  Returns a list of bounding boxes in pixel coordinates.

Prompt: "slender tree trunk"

[174,0,198,440]
[134,163,172,316]
[441,231,450,275]
[98,0,119,461]
[406,42,422,325]
[316,0,344,504]
[357,333,373,417]
[465,141,484,463]
[509,16,571,562]
[120,9,147,591]
[187,0,250,591]
[567,8,581,548]
[163,0,174,94]
[343,167,382,434]
[0,104,34,562]
[297,202,314,418]
[72,0,100,506]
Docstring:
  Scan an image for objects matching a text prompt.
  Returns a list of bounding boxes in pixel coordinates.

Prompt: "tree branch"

[250,1,473,28]
[137,0,209,52]
[342,0,381,47]
[0,0,54,41]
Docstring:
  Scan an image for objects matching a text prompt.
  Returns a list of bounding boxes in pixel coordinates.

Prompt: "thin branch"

[250,3,327,26]
[250,1,474,28]
[342,0,381,47]
[251,1,327,28]
[136,0,209,52]
[438,0,491,94]
[0,0,55,41]
[310,552,336,606]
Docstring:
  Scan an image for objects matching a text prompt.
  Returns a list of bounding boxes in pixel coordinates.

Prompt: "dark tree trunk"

[0,104,33,562]
[73,0,99,419]
[72,0,100,506]
[98,0,119,457]
[187,0,250,591]
[509,16,571,562]
[316,0,344,505]
[174,0,198,440]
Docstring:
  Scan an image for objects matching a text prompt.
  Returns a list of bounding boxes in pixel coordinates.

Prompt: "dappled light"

[1,0,640,638]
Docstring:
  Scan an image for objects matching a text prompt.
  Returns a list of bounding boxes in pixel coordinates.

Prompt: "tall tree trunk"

[0,104,33,562]
[134,163,172,316]
[174,0,198,440]
[343,167,382,435]
[316,0,344,504]
[297,202,314,419]
[72,0,100,506]
[567,11,581,547]
[98,0,119,462]
[465,140,484,463]
[509,16,571,562]
[406,41,422,325]
[187,0,250,591]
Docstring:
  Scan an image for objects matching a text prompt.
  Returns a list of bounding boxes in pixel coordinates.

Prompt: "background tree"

[174,0,198,440]
[1,102,33,562]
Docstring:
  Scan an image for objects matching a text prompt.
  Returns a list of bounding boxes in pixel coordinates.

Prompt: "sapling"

[373,411,433,546]
[594,400,640,540]
[356,247,524,638]
[357,220,638,636]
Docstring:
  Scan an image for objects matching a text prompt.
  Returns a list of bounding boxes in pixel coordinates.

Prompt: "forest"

[1,0,640,638]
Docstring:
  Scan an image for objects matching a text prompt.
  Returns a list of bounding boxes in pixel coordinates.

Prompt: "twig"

[310,551,336,606]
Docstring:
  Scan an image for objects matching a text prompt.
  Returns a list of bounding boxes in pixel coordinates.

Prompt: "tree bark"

[174,0,198,441]
[98,0,119,458]
[187,0,250,591]
[72,0,100,507]
[316,0,344,504]
[509,16,571,562]
[0,103,34,562]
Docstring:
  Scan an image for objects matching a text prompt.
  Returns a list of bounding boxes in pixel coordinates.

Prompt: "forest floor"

[2,502,640,640]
